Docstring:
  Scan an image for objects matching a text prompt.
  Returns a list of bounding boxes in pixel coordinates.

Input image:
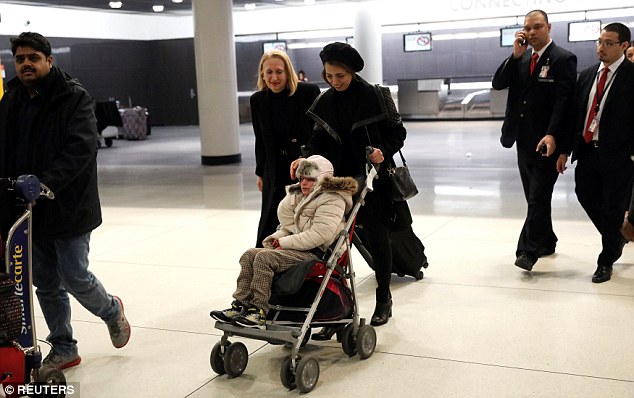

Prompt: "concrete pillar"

[192,0,241,165]
[354,2,382,85]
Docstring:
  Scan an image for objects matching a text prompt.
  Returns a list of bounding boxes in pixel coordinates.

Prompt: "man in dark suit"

[492,10,577,272]
[560,23,634,283]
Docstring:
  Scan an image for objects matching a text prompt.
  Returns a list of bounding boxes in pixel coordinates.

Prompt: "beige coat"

[263,175,358,253]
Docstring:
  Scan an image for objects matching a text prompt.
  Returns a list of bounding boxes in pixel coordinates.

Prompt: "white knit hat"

[296,155,334,181]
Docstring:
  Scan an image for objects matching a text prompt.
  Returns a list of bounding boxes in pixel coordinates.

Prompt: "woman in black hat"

[293,42,409,330]
[251,50,320,247]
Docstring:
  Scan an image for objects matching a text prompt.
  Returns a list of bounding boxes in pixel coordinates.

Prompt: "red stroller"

[210,156,379,393]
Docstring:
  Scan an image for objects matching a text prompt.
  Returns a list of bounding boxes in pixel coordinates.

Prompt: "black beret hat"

[319,42,364,72]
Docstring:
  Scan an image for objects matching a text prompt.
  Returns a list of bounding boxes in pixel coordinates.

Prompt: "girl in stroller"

[211,155,358,327]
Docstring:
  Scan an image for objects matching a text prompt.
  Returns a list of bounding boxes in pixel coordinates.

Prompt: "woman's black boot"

[370,300,392,326]
[311,326,342,341]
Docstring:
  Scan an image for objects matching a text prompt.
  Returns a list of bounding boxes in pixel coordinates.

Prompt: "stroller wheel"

[36,368,66,398]
[296,355,320,393]
[210,341,228,375]
[224,342,249,378]
[36,368,65,384]
[356,325,377,359]
[280,356,297,390]
[341,323,357,357]
[415,270,424,280]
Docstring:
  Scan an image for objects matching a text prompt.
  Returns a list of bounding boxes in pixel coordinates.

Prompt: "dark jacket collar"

[308,76,384,132]
[7,66,75,104]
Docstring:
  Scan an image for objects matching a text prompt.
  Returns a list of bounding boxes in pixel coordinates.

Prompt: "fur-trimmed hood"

[287,175,358,197]
[296,155,334,182]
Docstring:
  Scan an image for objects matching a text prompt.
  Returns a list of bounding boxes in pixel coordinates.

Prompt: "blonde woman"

[251,50,320,247]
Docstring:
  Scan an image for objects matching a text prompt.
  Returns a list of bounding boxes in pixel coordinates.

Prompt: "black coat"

[571,59,634,261]
[567,60,634,163]
[305,77,410,228]
[492,42,577,152]
[0,66,102,239]
[251,82,320,246]
[593,60,634,229]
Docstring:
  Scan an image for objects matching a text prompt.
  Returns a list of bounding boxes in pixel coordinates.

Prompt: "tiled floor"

[30,121,634,396]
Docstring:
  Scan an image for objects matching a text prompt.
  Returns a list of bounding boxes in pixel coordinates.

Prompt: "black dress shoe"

[370,300,392,326]
[311,326,341,341]
[592,265,613,283]
[514,253,536,271]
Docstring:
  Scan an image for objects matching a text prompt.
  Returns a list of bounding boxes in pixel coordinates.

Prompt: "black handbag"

[271,258,318,296]
[388,150,418,201]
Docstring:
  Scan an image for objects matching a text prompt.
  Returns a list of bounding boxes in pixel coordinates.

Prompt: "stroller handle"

[365,146,374,162]
[364,146,379,192]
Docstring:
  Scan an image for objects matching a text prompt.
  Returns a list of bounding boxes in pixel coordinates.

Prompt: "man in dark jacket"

[492,10,577,272]
[0,32,130,372]
[561,23,634,283]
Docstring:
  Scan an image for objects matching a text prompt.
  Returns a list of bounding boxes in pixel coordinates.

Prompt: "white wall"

[0,0,633,40]
[0,4,193,40]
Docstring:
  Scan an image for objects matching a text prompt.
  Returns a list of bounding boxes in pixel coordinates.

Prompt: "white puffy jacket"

[263,175,358,253]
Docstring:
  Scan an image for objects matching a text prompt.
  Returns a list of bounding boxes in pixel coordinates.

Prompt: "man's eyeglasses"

[595,40,624,48]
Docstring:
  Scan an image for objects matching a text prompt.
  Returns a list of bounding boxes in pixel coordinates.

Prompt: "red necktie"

[529,52,539,75]
[583,67,610,143]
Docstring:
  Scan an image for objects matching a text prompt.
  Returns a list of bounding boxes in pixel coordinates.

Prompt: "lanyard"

[594,68,617,113]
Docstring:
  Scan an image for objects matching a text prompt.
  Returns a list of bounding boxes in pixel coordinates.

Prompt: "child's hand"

[290,158,302,180]
[262,237,275,248]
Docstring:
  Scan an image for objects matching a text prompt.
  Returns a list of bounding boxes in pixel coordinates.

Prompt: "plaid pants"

[233,248,319,313]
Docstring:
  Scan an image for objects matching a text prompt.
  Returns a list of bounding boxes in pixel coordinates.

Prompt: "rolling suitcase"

[390,225,428,279]
[353,224,428,280]
[121,106,148,140]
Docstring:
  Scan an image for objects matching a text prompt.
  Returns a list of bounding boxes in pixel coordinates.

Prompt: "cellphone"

[539,145,547,154]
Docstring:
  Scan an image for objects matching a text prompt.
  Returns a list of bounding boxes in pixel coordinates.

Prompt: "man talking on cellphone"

[492,10,577,272]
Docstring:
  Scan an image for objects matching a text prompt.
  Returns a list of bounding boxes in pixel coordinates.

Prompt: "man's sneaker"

[41,350,81,372]
[232,307,266,328]
[107,296,131,348]
[210,300,245,323]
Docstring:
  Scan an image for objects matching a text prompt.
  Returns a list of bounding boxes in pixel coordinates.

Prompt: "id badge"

[588,117,599,133]
[539,65,550,78]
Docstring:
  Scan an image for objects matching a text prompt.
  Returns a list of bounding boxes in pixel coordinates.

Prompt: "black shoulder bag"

[388,149,418,201]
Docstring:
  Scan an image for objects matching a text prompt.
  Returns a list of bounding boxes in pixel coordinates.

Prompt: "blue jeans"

[33,232,118,356]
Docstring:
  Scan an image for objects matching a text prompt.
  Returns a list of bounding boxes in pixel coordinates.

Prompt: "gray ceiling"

[0,0,361,15]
